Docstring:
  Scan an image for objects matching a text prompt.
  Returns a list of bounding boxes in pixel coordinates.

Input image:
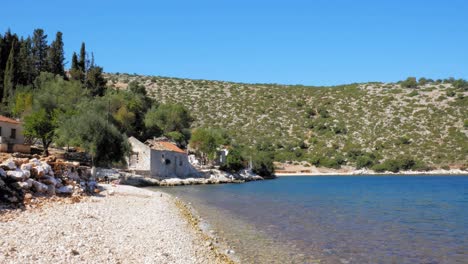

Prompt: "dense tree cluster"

[0,29,113,165]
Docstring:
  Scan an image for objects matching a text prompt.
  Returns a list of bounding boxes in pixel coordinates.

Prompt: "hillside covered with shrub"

[107,74,468,170]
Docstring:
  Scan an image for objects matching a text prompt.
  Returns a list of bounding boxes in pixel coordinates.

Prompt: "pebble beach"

[0,184,233,264]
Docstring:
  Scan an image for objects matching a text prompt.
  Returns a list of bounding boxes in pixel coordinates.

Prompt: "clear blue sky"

[2,0,467,85]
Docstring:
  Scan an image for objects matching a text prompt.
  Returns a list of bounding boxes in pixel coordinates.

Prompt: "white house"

[127,137,199,179]
[0,115,30,153]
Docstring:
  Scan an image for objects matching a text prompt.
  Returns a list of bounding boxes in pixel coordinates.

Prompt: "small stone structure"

[0,115,30,154]
[127,137,199,179]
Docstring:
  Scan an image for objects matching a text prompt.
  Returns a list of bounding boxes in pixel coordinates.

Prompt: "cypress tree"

[32,29,49,74]
[3,45,16,102]
[17,37,35,85]
[0,30,19,98]
[48,31,65,78]
[86,65,106,96]
[70,52,84,82]
[0,35,3,99]
[78,42,86,72]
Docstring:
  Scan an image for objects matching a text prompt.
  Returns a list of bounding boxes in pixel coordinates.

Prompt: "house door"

[7,143,14,153]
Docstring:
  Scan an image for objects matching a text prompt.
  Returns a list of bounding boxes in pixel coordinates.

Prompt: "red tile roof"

[146,140,186,154]
[0,115,20,124]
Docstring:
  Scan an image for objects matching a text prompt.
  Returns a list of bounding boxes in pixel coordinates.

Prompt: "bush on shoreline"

[372,156,429,173]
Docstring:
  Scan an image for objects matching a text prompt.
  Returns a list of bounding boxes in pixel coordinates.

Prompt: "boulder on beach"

[57,185,73,195]
[32,180,48,193]
[7,170,25,181]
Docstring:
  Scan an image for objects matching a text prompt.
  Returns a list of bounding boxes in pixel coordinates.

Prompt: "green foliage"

[400,77,418,88]
[47,31,65,78]
[128,81,147,96]
[165,131,186,146]
[220,146,245,173]
[407,90,418,97]
[11,86,33,117]
[356,155,375,169]
[3,45,15,102]
[57,105,130,167]
[453,79,468,90]
[69,52,84,82]
[23,108,57,156]
[144,103,192,137]
[310,155,342,169]
[372,156,427,173]
[86,65,107,96]
[251,150,275,178]
[31,29,49,73]
[418,77,428,86]
[446,90,456,97]
[189,127,228,161]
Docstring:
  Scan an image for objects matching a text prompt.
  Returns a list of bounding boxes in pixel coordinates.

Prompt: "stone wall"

[0,122,25,145]
[127,137,151,174]
[150,150,199,179]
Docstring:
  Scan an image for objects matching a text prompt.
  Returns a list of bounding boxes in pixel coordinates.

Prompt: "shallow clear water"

[153,176,468,264]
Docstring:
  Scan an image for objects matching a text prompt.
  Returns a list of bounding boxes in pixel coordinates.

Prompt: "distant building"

[214,147,229,166]
[0,116,30,153]
[127,137,199,179]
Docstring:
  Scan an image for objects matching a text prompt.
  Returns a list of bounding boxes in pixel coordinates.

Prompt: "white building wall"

[0,121,25,145]
[150,150,199,178]
[128,137,151,173]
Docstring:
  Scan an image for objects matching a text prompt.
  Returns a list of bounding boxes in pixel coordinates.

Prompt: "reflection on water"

[152,176,468,264]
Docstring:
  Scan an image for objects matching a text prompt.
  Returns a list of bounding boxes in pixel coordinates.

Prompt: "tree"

[0,30,19,98]
[47,31,65,78]
[86,65,106,96]
[17,37,35,86]
[128,81,147,96]
[144,103,193,139]
[69,52,84,82]
[23,108,57,156]
[418,77,428,86]
[31,29,49,73]
[3,45,16,103]
[78,42,86,73]
[189,127,230,163]
[220,146,245,172]
[11,86,33,117]
[251,150,275,178]
[57,106,130,167]
[400,77,418,88]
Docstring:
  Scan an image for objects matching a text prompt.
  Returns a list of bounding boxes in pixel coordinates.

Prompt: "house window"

[10,129,16,139]
[0,126,2,136]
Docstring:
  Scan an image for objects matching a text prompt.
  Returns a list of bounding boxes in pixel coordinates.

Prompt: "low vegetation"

[106,74,468,172]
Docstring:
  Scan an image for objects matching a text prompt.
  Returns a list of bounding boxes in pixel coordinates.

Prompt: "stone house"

[127,137,199,179]
[0,115,30,153]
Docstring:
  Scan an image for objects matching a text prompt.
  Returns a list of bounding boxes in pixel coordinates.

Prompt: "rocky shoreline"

[119,169,265,187]
[275,168,468,176]
[0,184,235,264]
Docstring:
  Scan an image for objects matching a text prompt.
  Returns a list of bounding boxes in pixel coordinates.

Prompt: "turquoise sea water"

[155,176,468,264]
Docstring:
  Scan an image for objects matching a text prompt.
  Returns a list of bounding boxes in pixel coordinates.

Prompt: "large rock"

[1,160,17,170]
[29,158,41,166]
[12,181,32,190]
[47,184,56,196]
[20,163,33,171]
[40,176,60,187]
[57,185,73,195]
[0,168,6,178]
[119,173,160,187]
[32,180,48,193]
[7,170,25,181]
[34,166,46,178]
